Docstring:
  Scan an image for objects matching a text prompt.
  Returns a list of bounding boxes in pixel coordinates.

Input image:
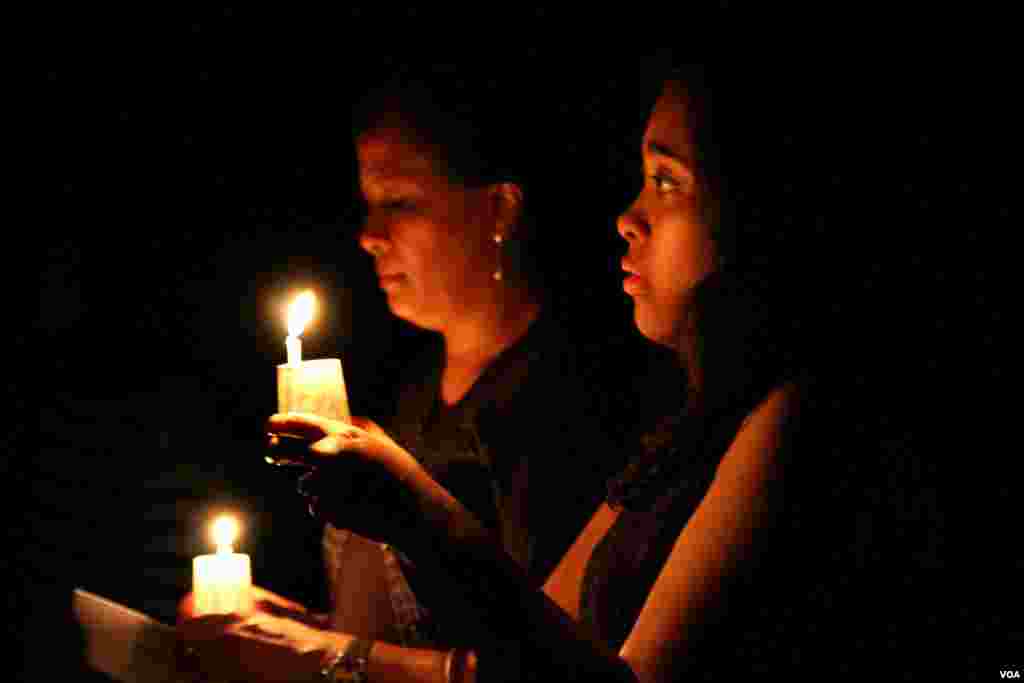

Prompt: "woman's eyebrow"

[646,140,691,166]
[361,170,417,187]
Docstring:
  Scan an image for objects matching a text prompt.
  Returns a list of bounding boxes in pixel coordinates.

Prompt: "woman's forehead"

[357,126,443,179]
[642,85,694,163]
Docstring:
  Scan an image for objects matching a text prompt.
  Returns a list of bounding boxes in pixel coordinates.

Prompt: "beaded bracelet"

[320,638,372,682]
[443,648,468,683]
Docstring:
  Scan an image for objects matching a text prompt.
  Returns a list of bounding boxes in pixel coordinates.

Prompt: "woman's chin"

[386,296,416,324]
[633,306,679,350]
[388,299,445,333]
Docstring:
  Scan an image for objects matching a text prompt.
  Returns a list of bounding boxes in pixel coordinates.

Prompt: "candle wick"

[286,334,302,366]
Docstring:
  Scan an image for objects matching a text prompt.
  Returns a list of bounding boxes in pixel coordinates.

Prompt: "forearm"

[397,473,636,683]
[365,642,477,683]
[301,436,635,681]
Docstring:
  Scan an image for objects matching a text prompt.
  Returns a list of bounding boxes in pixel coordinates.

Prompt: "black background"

[18,7,1008,679]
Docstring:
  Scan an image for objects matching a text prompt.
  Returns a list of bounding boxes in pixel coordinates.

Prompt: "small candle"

[192,515,252,616]
[286,291,315,366]
[277,291,350,422]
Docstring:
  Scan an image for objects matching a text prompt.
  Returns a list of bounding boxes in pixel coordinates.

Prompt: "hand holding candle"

[192,515,252,616]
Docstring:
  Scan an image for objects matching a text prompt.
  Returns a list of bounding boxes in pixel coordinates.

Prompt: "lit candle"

[192,515,252,616]
[276,291,350,422]
[286,291,315,366]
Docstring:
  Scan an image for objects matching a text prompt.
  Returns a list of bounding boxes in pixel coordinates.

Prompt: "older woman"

[314,74,643,647]
[183,65,812,681]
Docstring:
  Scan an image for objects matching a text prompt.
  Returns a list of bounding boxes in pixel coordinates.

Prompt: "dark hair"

[666,64,812,412]
[353,71,531,186]
[608,63,814,508]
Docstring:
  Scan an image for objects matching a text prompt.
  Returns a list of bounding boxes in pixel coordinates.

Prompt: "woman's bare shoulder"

[736,380,802,431]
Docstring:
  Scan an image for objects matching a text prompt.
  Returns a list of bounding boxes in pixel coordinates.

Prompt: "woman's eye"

[649,173,681,194]
[379,198,413,211]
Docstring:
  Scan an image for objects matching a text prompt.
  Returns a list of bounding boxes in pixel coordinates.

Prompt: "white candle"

[286,291,315,366]
[192,515,252,616]
[277,290,350,422]
[286,335,302,366]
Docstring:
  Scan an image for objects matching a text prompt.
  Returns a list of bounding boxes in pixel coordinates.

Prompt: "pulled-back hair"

[352,69,531,187]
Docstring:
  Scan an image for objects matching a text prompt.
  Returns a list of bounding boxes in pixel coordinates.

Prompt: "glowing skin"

[357,125,500,334]
[356,122,537,406]
[618,82,717,349]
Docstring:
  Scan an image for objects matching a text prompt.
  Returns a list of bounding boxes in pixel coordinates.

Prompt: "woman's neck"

[439,287,541,407]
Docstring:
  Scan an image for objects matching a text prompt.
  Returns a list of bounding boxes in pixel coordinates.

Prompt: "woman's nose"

[617,203,649,244]
[358,220,390,257]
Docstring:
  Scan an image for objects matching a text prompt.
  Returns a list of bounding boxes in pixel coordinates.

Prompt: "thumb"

[267,412,335,440]
[350,416,383,434]
[177,593,196,624]
[309,428,366,458]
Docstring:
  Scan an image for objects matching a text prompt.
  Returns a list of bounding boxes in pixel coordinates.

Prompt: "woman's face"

[618,81,717,348]
[357,125,500,332]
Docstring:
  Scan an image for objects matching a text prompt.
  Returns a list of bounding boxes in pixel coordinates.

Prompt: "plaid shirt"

[322,523,433,647]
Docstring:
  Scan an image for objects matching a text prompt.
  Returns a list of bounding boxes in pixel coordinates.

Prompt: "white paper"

[72,588,184,683]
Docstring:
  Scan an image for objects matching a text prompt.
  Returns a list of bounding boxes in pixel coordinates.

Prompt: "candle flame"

[287,291,316,337]
[211,515,239,553]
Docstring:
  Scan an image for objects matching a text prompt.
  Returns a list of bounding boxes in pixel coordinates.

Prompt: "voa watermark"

[1000,671,1021,679]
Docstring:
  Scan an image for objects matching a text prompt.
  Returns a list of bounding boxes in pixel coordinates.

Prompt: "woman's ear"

[489,182,524,239]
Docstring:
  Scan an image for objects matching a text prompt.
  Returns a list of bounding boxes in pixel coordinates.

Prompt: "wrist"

[404,469,488,545]
[319,637,373,682]
[442,648,474,683]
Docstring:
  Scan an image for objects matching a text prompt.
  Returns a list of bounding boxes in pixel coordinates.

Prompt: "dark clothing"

[414,388,802,683]
[580,394,784,665]
[579,374,932,678]
[580,427,722,651]
[324,314,647,646]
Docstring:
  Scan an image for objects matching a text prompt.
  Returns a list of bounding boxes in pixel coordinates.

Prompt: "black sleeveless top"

[578,402,751,651]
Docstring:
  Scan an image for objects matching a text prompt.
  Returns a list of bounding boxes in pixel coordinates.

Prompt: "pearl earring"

[493,233,504,281]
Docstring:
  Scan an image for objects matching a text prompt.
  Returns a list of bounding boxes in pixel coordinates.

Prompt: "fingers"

[177,592,196,624]
[349,415,373,430]
[350,415,386,436]
[178,613,245,643]
[254,599,295,617]
[266,412,343,439]
[255,599,311,623]
[249,585,306,612]
[249,585,312,623]
[237,618,289,640]
[309,429,365,458]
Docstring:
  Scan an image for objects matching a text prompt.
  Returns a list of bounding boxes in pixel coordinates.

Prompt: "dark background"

[18,7,1007,679]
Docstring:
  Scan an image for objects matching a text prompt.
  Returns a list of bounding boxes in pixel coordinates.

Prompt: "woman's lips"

[623,273,648,295]
[622,260,648,295]
[378,273,406,291]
